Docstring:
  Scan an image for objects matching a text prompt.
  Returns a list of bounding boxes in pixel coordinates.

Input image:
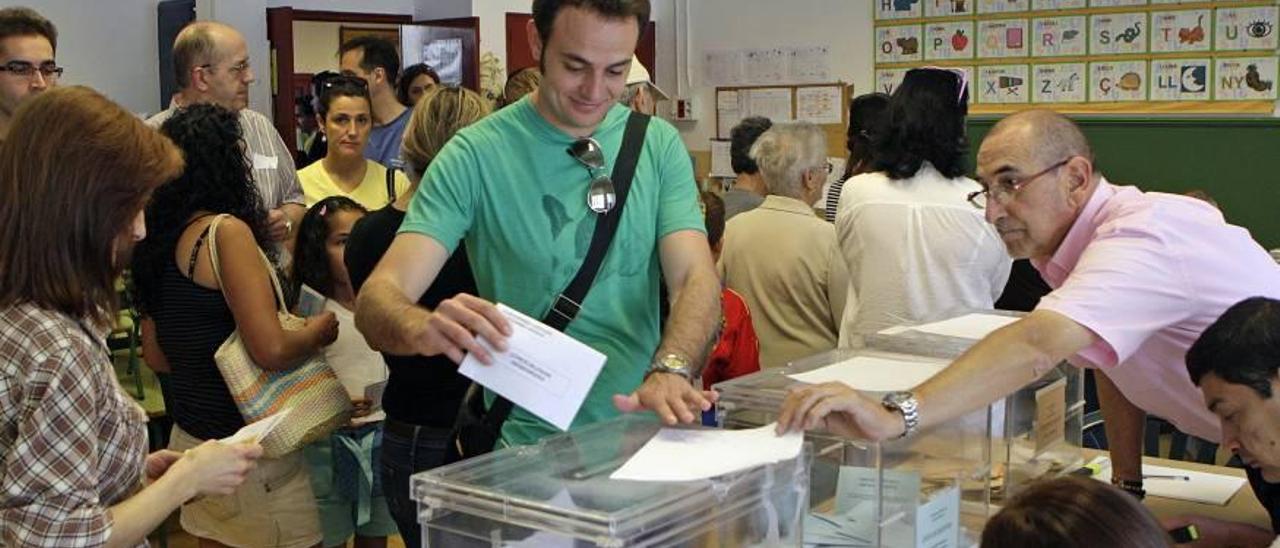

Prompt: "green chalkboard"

[967,117,1280,249]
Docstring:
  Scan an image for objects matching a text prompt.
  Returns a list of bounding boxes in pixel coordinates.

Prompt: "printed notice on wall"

[796,86,843,124]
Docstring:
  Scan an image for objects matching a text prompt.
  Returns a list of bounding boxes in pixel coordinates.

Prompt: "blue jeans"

[380,419,451,548]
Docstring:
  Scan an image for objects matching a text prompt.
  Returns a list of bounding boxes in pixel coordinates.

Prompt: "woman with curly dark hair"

[132,103,337,548]
[833,68,1010,345]
[397,63,439,106]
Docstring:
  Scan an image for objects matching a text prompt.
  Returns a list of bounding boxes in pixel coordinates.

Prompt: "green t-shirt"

[400,97,704,446]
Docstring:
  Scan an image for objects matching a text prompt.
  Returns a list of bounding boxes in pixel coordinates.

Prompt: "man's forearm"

[914,310,1091,431]
[655,265,721,376]
[354,278,430,355]
[1096,371,1146,481]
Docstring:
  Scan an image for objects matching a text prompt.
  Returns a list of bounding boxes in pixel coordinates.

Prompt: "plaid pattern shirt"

[0,304,147,547]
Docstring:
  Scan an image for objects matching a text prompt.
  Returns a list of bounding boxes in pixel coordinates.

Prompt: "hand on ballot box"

[413,293,511,364]
[776,381,905,440]
[613,371,719,426]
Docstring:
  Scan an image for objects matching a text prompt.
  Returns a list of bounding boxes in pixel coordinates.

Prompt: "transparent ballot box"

[713,348,992,547]
[864,311,1086,501]
[412,415,810,547]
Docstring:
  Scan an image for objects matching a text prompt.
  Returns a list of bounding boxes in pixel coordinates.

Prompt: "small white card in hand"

[297,284,327,317]
[457,303,606,431]
[221,408,291,445]
[364,380,387,412]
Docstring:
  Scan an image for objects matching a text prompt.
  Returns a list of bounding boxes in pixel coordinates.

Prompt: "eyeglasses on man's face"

[199,59,252,77]
[967,157,1072,209]
[0,60,63,81]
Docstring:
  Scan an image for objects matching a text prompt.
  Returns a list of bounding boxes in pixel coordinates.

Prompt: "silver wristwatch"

[881,391,920,439]
[648,353,693,383]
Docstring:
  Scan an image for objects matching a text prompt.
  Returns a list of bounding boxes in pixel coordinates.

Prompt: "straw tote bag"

[206,214,351,457]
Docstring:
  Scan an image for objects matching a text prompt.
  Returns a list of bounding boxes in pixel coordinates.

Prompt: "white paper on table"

[1089,456,1247,505]
[787,356,946,392]
[610,423,803,482]
[221,408,291,445]
[877,313,1020,340]
[457,303,605,431]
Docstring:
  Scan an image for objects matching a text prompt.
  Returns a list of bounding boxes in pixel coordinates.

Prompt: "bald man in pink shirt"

[779,109,1280,499]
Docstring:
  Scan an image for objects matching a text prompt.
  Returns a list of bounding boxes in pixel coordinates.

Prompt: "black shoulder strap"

[385,165,398,204]
[486,111,651,426]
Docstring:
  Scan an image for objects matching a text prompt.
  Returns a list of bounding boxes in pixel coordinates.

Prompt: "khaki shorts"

[169,424,322,548]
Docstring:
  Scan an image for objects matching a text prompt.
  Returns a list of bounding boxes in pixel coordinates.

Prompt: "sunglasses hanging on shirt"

[567,138,617,214]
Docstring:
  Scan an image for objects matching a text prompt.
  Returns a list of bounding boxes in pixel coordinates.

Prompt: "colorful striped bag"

[206,214,351,457]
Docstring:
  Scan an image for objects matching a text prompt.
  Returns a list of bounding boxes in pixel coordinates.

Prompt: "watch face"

[660,354,689,371]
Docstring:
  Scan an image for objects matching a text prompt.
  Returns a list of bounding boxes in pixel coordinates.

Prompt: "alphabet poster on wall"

[1091,60,1148,101]
[877,24,925,63]
[926,21,976,60]
[872,0,1280,112]
[1032,63,1088,103]
[1033,16,1088,57]
[978,64,1031,103]
[979,0,1029,14]
[1090,0,1147,7]
[1033,0,1086,10]
[926,0,973,18]
[1150,10,1211,53]
[877,0,923,20]
[1150,58,1211,101]
[978,18,1030,58]
[1091,12,1149,55]
[1215,56,1277,100]
[1215,6,1279,51]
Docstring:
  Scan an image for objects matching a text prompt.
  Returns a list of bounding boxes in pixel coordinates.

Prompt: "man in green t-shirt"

[354,0,721,447]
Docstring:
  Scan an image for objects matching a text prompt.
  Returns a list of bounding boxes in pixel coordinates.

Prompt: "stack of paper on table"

[610,423,803,482]
[877,313,1020,340]
[787,356,946,392]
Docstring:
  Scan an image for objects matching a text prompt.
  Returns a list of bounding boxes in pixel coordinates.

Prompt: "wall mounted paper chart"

[871,0,1280,113]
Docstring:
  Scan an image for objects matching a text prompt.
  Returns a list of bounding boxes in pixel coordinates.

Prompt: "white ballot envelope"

[220,408,291,445]
[457,303,606,431]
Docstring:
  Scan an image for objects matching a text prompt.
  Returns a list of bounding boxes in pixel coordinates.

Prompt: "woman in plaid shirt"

[0,86,262,547]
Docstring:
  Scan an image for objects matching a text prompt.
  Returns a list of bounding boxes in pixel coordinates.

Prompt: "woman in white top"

[835,68,1011,346]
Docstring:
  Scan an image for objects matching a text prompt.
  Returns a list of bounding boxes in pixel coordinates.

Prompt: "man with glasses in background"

[357,0,720,450]
[147,21,304,246]
[780,109,1280,501]
[0,7,58,142]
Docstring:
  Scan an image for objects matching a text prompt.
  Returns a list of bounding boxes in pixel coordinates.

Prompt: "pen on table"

[1143,474,1191,481]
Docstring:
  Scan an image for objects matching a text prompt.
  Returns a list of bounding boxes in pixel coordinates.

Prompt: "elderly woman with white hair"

[717,122,850,369]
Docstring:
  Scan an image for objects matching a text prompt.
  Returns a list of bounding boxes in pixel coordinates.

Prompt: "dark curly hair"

[132,103,274,314]
[291,196,367,299]
[730,116,772,175]
[397,63,439,106]
[873,68,969,180]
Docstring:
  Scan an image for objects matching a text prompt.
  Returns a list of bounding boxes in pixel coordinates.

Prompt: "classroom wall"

[654,0,875,155]
[33,0,163,116]
[470,0,537,81]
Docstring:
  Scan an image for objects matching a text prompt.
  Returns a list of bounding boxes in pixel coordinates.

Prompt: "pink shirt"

[1034,179,1280,442]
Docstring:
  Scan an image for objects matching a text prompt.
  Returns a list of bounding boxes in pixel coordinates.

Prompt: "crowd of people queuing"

[3,1,1280,547]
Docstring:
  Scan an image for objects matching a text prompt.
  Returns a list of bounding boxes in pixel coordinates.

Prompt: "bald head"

[985,109,1094,168]
[173,21,243,90]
